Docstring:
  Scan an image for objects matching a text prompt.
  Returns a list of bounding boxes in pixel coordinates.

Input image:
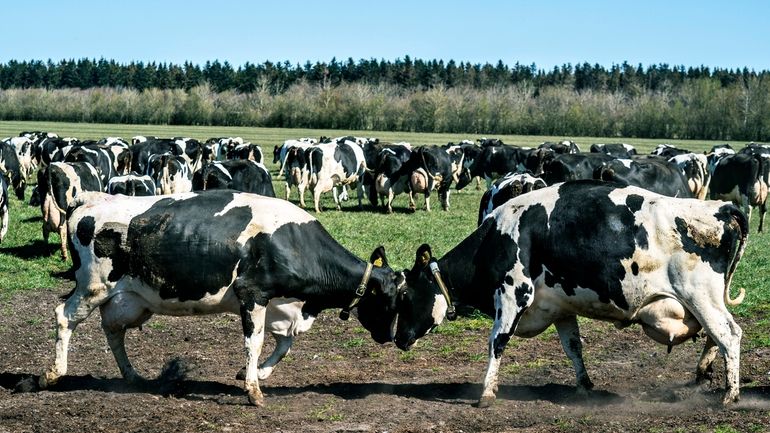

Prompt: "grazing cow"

[129,139,178,174]
[395,180,747,407]
[541,153,615,185]
[282,146,312,207]
[0,175,8,243]
[595,156,694,198]
[538,140,580,154]
[64,144,118,186]
[36,136,73,168]
[107,173,157,196]
[4,136,36,178]
[146,153,193,195]
[669,153,710,199]
[0,140,27,200]
[193,160,275,197]
[307,140,367,212]
[274,138,316,175]
[373,145,412,213]
[590,143,637,158]
[172,137,205,172]
[477,172,547,225]
[39,190,406,407]
[459,144,545,189]
[651,144,690,158]
[709,152,769,232]
[40,162,103,260]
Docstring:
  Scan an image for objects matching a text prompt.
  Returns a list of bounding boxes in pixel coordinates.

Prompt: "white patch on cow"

[212,193,316,243]
[431,294,448,326]
[264,298,316,337]
[617,158,633,169]
[493,183,561,234]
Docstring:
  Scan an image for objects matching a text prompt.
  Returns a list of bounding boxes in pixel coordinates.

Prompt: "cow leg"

[312,186,322,213]
[758,202,766,233]
[692,305,742,404]
[332,186,342,211]
[387,189,394,214]
[100,293,153,382]
[554,316,594,392]
[284,182,291,201]
[478,274,534,408]
[298,180,308,208]
[424,194,431,212]
[236,334,294,381]
[356,182,364,210]
[58,220,68,261]
[440,188,450,211]
[40,286,108,388]
[695,335,719,384]
[408,191,416,211]
[239,297,268,406]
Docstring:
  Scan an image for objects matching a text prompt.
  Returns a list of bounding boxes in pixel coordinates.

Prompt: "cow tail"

[724,204,748,306]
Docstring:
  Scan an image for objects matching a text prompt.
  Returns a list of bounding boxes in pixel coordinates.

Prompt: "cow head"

[393,244,451,350]
[352,246,406,344]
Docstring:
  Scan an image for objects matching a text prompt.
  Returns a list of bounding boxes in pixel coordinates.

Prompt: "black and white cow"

[394,146,454,212]
[668,153,710,199]
[373,145,413,213]
[4,136,36,178]
[64,144,118,186]
[39,190,406,407]
[594,156,694,198]
[228,142,264,163]
[192,160,275,197]
[459,144,549,189]
[39,162,103,260]
[709,152,770,232]
[590,143,637,158]
[651,144,690,158]
[307,139,367,212]
[107,173,157,196]
[0,140,27,200]
[541,153,615,185]
[477,172,547,225]
[0,175,8,243]
[395,180,747,407]
[538,140,580,154]
[273,138,316,172]
[129,138,178,175]
[146,153,193,195]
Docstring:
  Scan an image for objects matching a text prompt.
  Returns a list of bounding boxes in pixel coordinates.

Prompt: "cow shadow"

[0,240,58,259]
[21,215,43,223]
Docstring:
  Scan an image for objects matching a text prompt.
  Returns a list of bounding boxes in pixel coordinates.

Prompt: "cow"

[4,136,36,178]
[107,173,157,196]
[64,144,118,186]
[228,143,264,163]
[538,140,580,154]
[192,160,275,197]
[282,146,312,207]
[373,145,412,213]
[590,143,637,158]
[0,175,8,243]
[458,144,543,190]
[541,153,615,185]
[146,153,193,195]
[393,146,454,212]
[273,138,316,175]
[668,153,710,199]
[709,152,770,232]
[651,144,690,158]
[307,139,367,212]
[128,138,178,175]
[39,190,406,407]
[394,180,748,407]
[477,172,547,225]
[0,140,27,200]
[594,156,694,198]
[39,162,103,260]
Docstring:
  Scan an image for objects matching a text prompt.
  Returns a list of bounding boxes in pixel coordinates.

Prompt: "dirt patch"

[1,289,769,433]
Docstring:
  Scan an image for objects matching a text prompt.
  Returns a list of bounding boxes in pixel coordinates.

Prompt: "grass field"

[1,120,768,347]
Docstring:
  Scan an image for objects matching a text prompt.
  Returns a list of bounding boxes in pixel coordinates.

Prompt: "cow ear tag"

[373,257,384,267]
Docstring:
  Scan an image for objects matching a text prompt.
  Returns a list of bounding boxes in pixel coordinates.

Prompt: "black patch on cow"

[93,228,129,282]
[514,283,532,309]
[504,275,514,286]
[634,224,649,249]
[127,194,251,302]
[493,332,511,358]
[76,216,96,246]
[334,143,361,177]
[496,308,502,320]
[499,286,505,294]
[626,194,644,213]
[631,262,639,276]
[465,222,520,316]
[674,216,730,275]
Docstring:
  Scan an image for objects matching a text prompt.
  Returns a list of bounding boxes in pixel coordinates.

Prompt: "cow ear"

[370,245,388,268]
[415,243,433,269]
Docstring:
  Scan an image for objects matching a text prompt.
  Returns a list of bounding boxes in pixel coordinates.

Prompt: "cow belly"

[636,297,701,346]
[114,276,240,316]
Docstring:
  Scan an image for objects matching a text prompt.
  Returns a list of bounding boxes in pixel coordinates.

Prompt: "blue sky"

[3,0,769,71]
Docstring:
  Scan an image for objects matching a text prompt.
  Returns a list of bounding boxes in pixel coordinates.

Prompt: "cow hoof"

[722,393,739,405]
[38,370,59,389]
[475,395,495,408]
[247,388,264,407]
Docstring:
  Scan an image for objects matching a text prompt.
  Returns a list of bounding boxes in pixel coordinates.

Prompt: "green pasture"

[0,120,767,347]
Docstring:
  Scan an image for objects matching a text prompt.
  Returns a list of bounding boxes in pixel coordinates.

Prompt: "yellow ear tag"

[373,257,384,267]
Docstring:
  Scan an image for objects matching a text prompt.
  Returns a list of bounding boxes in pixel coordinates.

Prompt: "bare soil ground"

[1,289,769,433]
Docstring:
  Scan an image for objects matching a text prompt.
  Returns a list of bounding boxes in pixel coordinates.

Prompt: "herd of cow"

[0,130,765,408]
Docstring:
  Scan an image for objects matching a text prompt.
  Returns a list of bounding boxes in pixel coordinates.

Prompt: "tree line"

[0,57,768,141]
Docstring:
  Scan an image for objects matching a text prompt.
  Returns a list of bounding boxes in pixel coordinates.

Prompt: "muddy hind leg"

[100,293,153,382]
[236,334,295,381]
[554,315,594,392]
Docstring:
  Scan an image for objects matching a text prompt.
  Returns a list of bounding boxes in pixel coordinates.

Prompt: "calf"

[40,162,103,260]
[40,190,405,407]
[396,180,747,407]
[107,173,157,196]
[193,160,275,197]
[709,152,770,232]
[477,172,546,225]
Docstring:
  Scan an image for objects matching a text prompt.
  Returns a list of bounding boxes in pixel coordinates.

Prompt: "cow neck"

[435,221,495,310]
[339,262,373,320]
[311,247,378,308]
